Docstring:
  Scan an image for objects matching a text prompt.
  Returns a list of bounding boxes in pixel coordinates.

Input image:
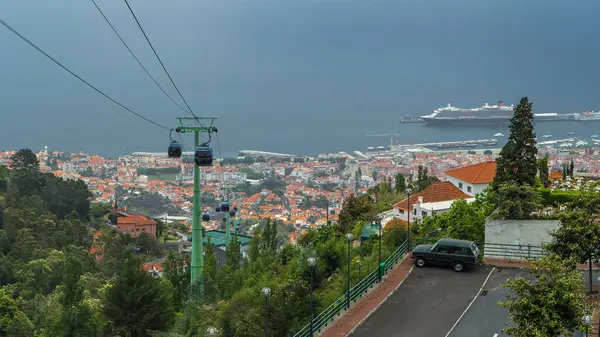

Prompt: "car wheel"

[452,261,464,272]
[415,257,426,267]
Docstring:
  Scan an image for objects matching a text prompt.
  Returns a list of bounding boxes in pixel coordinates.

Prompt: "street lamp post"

[582,314,593,337]
[378,220,383,282]
[405,188,413,250]
[307,257,316,337]
[345,233,354,310]
[262,287,272,337]
[206,327,218,337]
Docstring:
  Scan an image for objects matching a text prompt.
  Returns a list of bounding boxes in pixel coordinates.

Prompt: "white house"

[444,161,497,197]
[392,181,473,223]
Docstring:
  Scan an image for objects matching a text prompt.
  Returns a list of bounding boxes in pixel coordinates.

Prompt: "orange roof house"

[444,161,497,196]
[549,170,563,180]
[117,215,157,237]
[393,181,472,223]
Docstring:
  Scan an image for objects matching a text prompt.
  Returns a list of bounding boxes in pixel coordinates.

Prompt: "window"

[458,182,463,189]
[399,209,405,214]
[421,211,428,217]
[414,209,417,215]
[467,186,472,193]
[435,245,450,253]
[457,248,472,256]
[471,244,479,256]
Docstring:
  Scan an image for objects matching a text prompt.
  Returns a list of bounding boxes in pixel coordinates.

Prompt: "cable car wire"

[123,0,197,118]
[90,0,192,115]
[0,18,170,130]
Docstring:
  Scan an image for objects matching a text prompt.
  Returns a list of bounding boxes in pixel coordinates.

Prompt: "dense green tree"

[492,97,538,189]
[103,255,176,337]
[569,159,575,178]
[337,194,374,233]
[417,198,487,242]
[0,286,33,336]
[164,251,190,310]
[499,254,589,337]
[0,165,9,192]
[394,173,406,192]
[11,149,40,171]
[492,183,539,220]
[382,220,408,248]
[537,155,550,187]
[49,255,104,336]
[203,239,219,303]
[544,189,600,292]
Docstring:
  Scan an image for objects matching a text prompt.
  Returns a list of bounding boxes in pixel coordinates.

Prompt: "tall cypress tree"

[569,159,575,177]
[492,97,538,188]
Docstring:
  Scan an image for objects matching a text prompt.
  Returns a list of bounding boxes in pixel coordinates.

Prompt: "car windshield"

[430,243,438,251]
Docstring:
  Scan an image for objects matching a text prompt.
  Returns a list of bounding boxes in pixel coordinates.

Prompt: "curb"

[346,263,414,336]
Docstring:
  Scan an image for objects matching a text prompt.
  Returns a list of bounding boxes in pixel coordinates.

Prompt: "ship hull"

[422,115,576,125]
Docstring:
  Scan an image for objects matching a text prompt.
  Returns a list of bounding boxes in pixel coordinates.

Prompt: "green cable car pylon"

[175,117,218,289]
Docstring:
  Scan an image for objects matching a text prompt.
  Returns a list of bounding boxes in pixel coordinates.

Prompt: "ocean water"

[1,0,600,157]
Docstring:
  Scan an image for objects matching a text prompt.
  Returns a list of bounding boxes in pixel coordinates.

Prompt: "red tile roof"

[394,182,471,211]
[444,161,497,184]
[549,170,562,180]
[117,215,156,226]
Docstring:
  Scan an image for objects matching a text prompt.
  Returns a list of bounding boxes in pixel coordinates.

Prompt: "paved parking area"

[350,264,493,337]
[447,268,531,337]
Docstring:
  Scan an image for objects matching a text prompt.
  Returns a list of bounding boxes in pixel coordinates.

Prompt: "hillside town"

[0,145,596,245]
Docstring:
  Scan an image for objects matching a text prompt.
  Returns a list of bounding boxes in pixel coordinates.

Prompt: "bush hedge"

[538,187,578,206]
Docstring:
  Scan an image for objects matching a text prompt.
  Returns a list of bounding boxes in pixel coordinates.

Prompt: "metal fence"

[482,242,545,260]
[292,240,409,337]
[411,238,545,260]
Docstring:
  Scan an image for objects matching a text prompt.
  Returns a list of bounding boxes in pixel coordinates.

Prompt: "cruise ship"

[575,111,600,121]
[420,101,577,125]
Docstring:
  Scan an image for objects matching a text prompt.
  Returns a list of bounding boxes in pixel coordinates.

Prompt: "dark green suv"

[411,238,480,272]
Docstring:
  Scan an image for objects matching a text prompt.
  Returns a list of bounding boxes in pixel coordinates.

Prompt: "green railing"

[293,240,409,337]
[411,238,545,260]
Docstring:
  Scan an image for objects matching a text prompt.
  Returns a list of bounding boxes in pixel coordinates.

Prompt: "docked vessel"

[575,111,600,121]
[400,115,426,123]
[420,101,577,125]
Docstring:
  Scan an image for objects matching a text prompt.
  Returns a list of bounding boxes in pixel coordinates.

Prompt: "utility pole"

[176,117,218,289]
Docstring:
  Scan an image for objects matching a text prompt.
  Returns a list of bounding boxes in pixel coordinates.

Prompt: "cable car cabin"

[221,202,230,212]
[229,210,236,217]
[194,146,213,166]
[215,206,221,213]
[168,141,182,158]
[202,213,210,222]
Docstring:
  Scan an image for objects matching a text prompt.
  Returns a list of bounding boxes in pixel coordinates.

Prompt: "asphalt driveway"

[350,264,493,337]
[447,268,531,337]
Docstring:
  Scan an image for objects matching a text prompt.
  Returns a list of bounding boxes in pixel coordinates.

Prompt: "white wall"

[484,219,560,260]
[445,175,488,197]
[391,203,452,223]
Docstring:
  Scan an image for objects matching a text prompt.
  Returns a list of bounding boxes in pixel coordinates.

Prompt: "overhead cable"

[91,0,192,115]
[123,0,197,117]
[0,18,170,130]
